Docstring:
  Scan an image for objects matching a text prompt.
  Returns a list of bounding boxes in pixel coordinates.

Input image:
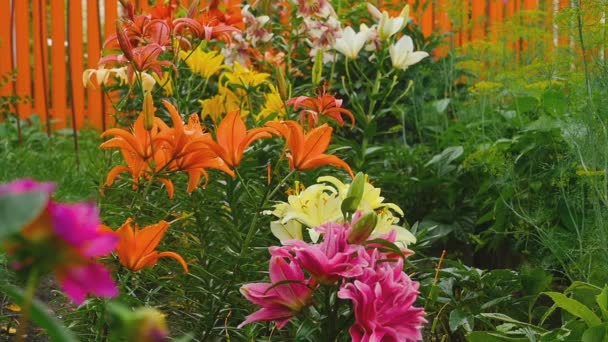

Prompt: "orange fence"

[0,0,574,131]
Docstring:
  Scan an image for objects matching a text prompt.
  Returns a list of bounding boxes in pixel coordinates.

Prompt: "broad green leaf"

[0,191,48,242]
[449,309,473,332]
[1,284,78,342]
[433,98,451,114]
[544,292,602,327]
[597,286,608,320]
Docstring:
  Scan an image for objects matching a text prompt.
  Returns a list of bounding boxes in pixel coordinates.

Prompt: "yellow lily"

[222,61,270,89]
[179,48,226,79]
[199,86,247,123]
[256,85,286,121]
[152,72,174,96]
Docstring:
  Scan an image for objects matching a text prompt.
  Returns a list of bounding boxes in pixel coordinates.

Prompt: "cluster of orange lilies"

[101,100,354,199]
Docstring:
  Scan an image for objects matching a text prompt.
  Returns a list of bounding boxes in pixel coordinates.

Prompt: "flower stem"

[16,268,40,342]
[201,169,296,340]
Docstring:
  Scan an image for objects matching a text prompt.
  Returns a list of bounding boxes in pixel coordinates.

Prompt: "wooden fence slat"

[32,0,49,125]
[0,0,589,131]
[51,0,67,129]
[421,0,433,37]
[87,0,104,130]
[0,0,13,98]
[434,0,451,56]
[15,0,32,119]
[461,0,470,48]
[488,0,504,42]
[104,0,118,129]
[471,0,485,40]
[69,0,85,130]
[558,0,569,46]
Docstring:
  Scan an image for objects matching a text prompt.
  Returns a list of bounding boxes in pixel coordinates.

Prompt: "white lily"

[389,35,429,71]
[372,210,417,247]
[367,3,410,41]
[270,220,304,244]
[83,67,156,93]
[333,26,370,59]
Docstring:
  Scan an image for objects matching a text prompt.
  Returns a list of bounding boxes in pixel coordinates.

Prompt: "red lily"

[287,86,355,128]
[173,0,241,42]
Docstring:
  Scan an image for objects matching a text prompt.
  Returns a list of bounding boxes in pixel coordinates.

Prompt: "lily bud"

[312,49,323,86]
[107,303,169,342]
[133,308,170,342]
[275,66,289,101]
[142,91,155,131]
[347,211,378,245]
[341,172,365,217]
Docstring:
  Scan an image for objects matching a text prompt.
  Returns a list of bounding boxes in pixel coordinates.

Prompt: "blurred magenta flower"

[0,179,119,304]
[338,253,426,341]
[239,256,316,329]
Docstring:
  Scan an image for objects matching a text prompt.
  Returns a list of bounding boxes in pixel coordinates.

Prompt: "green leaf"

[597,286,608,321]
[544,292,602,327]
[467,331,529,342]
[480,313,547,332]
[0,284,78,342]
[0,191,48,242]
[582,324,608,342]
[363,238,406,259]
[449,309,473,332]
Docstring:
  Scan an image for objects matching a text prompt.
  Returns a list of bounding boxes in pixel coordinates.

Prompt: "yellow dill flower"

[199,87,248,123]
[524,80,564,91]
[470,81,503,96]
[153,72,174,96]
[222,61,270,89]
[179,48,226,79]
[576,169,606,177]
[256,85,286,121]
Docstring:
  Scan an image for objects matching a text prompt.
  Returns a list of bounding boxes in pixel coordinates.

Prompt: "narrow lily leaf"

[0,284,78,342]
[364,238,406,259]
[0,191,48,242]
[544,292,602,327]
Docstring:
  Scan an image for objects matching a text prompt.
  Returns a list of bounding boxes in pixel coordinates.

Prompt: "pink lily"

[338,253,426,342]
[239,256,316,329]
[280,222,367,285]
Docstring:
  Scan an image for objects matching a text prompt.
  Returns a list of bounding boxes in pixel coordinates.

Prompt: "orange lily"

[100,112,172,191]
[106,218,188,273]
[156,100,235,191]
[265,121,354,177]
[205,110,273,168]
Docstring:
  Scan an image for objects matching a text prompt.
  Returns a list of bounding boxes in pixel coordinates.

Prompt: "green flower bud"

[142,91,155,131]
[312,49,324,86]
[341,172,365,217]
[347,211,378,245]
